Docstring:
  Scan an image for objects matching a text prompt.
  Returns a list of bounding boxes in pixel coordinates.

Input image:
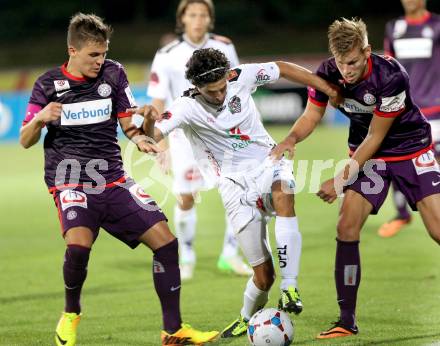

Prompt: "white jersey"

[147,33,240,192]
[156,62,280,185]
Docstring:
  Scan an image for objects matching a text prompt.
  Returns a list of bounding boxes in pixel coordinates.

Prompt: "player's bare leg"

[271,181,303,314]
[417,194,440,245]
[317,190,371,339]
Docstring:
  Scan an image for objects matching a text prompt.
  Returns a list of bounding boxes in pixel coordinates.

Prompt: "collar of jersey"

[61,62,87,82]
[182,33,209,49]
[405,11,431,25]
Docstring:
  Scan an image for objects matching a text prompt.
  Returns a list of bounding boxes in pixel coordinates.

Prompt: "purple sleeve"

[307,62,329,107]
[374,66,407,118]
[115,66,137,118]
[23,79,49,125]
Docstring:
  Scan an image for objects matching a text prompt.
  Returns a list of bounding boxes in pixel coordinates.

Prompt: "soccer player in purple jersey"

[272,17,440,339]
[379,0,440,237]
[19,13,218,346]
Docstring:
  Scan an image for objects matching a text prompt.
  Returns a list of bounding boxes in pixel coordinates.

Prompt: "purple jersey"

[309,53,432,161]
[23,60,137,189]
[384,12,440,118]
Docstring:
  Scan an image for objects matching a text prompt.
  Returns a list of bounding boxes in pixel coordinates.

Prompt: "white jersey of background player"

[147,0,250,280]
[135,48,340,338]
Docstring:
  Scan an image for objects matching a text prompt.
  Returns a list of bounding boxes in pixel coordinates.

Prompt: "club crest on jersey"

[422,26,434,38]
[98,83,112,97]
[228,95,241,114]
[363,93,376,105]
[54,80,70,92]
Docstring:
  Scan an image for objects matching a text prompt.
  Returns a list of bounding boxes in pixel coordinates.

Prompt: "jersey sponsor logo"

[125,86,136,107]
[129,184,154,204]
[341,98,375,114]
[97,83,112,97]
[54,79,70,92]
[255,69,270,84]
[394,38,433,59]
[60,190,88,211]
[413,150,440,175]
[228,127,250,140]
[61,98,112,126]
[379,90,406,113]
[228,95,241,114]
[363,93,376,105]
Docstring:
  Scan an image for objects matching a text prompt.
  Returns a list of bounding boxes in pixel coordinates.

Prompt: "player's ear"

[364,45,372,59]
[67,45,77,57]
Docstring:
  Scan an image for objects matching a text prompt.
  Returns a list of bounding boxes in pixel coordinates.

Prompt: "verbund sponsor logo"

[61,98,112,126]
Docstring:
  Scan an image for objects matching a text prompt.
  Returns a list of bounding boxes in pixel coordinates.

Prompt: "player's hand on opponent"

[317,177,344,203]
[127,105,162,122]
[36,102,62,124]
[134,137,160,154]
[270,137,296,160]
[327,84,344,108]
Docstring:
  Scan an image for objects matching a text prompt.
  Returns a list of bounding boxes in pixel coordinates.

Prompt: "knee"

[178,194,195,210]
[254,268,276,291]
[337,218,360,241]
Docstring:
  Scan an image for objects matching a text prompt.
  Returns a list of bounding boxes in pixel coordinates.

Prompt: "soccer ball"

[247,308,294,346]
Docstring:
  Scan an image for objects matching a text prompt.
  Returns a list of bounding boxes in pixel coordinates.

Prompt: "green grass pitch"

[1,125,439,345]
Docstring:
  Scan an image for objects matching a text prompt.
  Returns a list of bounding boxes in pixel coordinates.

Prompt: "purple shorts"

[52,178,167,248]
[346,150,440,214]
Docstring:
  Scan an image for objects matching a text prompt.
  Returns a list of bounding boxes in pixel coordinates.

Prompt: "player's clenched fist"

[36,102,62,124]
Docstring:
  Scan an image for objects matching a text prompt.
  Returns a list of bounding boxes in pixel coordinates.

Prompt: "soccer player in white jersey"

[132,48,340,338]
[147,0,251,280]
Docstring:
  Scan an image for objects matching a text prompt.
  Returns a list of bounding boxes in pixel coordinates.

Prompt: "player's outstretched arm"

[317,114,396,204]
[19,102,62,149]
[271,100,326,160]
[276,61,340,100]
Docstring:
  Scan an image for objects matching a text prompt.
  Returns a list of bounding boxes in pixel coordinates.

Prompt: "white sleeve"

[234,62,280,90]
[155,98,189,137]
[147,52,170,100]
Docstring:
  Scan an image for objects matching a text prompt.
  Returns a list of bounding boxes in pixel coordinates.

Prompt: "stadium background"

[1,1,440,345]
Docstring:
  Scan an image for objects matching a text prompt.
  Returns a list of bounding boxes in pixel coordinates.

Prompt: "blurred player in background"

[379,0,440,237]
[147,0,252,280]
[19,13,218,346]
[134,48,340,339]
[273,17,440,339]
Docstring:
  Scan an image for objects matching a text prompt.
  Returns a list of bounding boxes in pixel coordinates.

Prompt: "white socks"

[275,216,302,290]
[220,215,239,258]
[174,205,197,264]
[240,277,269,320]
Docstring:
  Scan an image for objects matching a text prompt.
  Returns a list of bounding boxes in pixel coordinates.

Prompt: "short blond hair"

[328,18,368,56]
[176,0,215,34]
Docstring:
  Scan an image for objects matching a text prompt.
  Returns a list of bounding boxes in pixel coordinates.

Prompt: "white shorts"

[429,119,440,154]
[219,157,295,233]
[169,129,204,194]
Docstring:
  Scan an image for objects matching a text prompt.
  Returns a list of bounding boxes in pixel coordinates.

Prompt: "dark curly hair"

[185,48,230,87]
